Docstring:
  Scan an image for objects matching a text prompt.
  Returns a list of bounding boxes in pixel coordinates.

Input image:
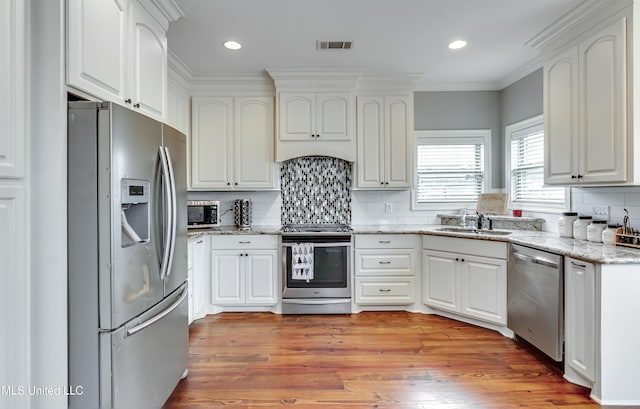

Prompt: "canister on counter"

[587,220,607,243]
[602,224,619,245]
[573,215,592,241]
[558,212,578,238]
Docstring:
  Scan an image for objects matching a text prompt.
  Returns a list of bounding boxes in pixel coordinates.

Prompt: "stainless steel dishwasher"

[508,243,564,361]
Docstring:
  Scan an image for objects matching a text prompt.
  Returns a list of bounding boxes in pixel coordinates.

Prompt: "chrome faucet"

[476,212,485,230]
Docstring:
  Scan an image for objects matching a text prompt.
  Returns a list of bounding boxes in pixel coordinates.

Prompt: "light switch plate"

[385,202,392,213]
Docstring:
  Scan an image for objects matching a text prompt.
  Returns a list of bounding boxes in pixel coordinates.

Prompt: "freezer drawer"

[100,284,188,409]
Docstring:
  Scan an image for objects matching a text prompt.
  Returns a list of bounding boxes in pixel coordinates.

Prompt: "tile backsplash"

[280,156,352,225]
[571,186,640,229]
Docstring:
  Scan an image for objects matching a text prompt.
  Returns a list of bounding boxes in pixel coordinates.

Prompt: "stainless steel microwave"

[187,200,220,228]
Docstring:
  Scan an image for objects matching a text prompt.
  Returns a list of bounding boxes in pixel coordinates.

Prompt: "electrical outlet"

[385,202,392,213]
[592,205,609,220]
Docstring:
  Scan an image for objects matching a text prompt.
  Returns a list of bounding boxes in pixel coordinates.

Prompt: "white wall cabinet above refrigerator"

[190,96,277,190]
[66,0,182,122]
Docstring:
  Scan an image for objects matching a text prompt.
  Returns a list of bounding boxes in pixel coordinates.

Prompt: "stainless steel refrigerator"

[68,101,188,409]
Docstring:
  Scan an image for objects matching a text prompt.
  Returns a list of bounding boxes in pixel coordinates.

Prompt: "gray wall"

[501,69,543,128]
[414,90,503,188]
[413,68,544,189]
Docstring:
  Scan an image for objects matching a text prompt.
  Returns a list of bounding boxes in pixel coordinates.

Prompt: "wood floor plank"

[163,312,599,408]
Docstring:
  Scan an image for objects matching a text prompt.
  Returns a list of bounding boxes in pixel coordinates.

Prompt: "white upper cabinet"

[67,0,178,122]
[279,92,350,141]
[276,91,354,160]
[129,0,167,120]
[190,96,276,190]
[268,69,360,162]
[542,12,628,185]
[67,0,128,103]
[166,79,190,135]
[356,95,412,189]
[234,97,276,189]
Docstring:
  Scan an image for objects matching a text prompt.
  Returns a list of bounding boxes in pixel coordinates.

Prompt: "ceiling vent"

[317,41,353,50]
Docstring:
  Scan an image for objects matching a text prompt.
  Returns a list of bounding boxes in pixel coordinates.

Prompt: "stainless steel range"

[281,224,352,314]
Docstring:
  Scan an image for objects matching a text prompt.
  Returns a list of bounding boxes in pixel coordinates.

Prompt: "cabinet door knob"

[125,98,132,104]
[577,174,583,179]
[227,182,231,186]
[134,103,140,109]
[455,258,460,261]
[385,182,389,185]
[461,258,465,262]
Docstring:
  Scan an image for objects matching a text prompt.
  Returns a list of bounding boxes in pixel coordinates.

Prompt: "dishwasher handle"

[512,251,559,269]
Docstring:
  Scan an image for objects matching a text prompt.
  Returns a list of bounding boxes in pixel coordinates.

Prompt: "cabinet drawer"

[211,235,278,250]
[355,234,417,249]
[355,250,414,276]
[355,277,416,305]
[423,235,507,259]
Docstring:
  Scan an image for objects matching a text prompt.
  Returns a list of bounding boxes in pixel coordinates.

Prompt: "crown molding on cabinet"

[138,0,184,30]
[267,68,362,91]
[355,73,423,95]
[526,0,628,50]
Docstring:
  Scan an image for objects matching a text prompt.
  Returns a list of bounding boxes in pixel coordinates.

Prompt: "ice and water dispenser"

[121,179,150,246]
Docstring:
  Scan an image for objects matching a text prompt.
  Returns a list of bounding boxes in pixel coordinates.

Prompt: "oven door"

[282,241,351,298]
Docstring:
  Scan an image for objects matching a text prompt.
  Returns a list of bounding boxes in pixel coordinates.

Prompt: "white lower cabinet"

[565,257,596,383]
[210,235,278,307]
[354,234,418,306]
[187,236,207,323]
[422,236,507,325]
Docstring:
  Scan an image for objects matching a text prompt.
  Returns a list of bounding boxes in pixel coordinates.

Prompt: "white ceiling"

[167,0,584,90]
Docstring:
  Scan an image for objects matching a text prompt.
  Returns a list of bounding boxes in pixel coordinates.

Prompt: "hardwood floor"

[164,312,599,408]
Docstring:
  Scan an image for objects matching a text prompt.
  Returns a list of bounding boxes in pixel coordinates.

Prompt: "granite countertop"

[352,224,640,264]
[188,225,283,239]
[188,224,640,264]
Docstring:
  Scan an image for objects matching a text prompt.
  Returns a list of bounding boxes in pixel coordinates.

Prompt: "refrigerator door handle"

[158,147,173,280]
[126,285,187,337]
[163,146,178,277]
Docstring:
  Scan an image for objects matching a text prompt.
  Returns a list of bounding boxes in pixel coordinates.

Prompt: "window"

[414,130,491,208]
[506,115,566,209]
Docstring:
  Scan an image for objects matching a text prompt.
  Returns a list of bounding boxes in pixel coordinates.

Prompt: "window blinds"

[416,141,484,203]
[510,126,564,203]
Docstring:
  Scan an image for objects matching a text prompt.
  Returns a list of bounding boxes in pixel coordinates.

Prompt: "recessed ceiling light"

[448,40,467,50]
[223,40,242,50]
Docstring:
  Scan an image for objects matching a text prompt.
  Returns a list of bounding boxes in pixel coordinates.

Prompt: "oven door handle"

[282,298,351,305]
[281,242,351,248]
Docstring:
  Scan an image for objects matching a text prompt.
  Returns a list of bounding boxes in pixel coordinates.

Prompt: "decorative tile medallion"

[281,156,352,225]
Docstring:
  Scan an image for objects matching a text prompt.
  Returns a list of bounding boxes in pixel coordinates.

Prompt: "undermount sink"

[435,227,512,236]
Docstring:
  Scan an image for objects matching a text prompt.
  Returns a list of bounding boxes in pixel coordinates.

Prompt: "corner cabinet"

[67,0,175,121]
[543,16,628,185]
[210,235,279,308]
[190,96,277,190]
[355,95,412,189]
[422,236,507,325]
